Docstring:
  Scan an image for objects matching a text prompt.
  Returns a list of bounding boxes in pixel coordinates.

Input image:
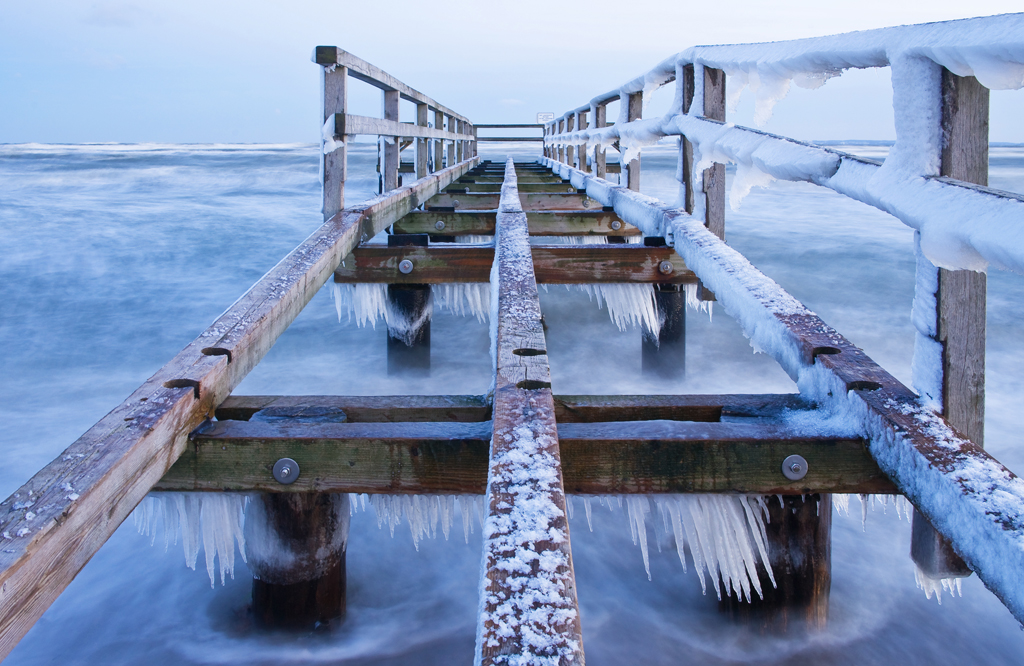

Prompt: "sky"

[2,1,1023,144]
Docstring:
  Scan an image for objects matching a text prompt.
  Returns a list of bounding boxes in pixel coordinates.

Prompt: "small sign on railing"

[536,112,555,123]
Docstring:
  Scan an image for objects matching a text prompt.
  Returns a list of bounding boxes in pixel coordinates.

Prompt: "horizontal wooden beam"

[475,124,545,129]
[338,114,471,141]
[215,394,491,422]
[0,156,480,660]
[445,182,582,194]
[477,137,545,142]
[314,46,469,123]
[393,210,637,236]
[333,244,696,284]
[553,393,809,422]
[428,191,604,211]
[153,418,893,495]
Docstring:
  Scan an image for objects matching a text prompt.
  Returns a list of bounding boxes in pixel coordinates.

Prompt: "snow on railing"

[545,13,1024,276]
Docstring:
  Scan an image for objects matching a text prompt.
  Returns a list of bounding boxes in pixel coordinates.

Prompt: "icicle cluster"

[562,284,661,335]
[575,494,775,602]
[332,282,489,327]
[351,493,484,549]
[133,493,248,587]
[914,564,965,604]
[432,283,490,322]
[455,235,494,244]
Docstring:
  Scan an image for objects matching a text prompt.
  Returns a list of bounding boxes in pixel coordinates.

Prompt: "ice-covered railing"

[544,14,1024,276]
[539,13,1024,624]
[314,46,478,220]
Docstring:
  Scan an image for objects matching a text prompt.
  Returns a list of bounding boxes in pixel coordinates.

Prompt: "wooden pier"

[2,15,1024,665]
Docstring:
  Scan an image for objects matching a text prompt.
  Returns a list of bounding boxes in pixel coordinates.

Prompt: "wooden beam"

[313,46,469,124]
[703,66,727,240]
[415,104,429,179]
[0,156,479,660]
[427,191,605,211]
[215,394,491,423]
[477,159,584,665]
[595,104,607,178]
[323,66,348,221]
[332,243,696,284]
[476,137,546,142]
[626,91,642,191]
[383,92,400,192]
[393,210,636,236]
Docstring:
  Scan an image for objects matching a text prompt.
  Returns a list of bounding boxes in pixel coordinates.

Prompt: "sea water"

[1,140,1023,664]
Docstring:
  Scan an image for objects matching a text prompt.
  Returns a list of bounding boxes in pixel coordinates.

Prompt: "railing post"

[679,64,696,214]
[911,69,989,580]
[247,493,350,630]
[416,103,429,179]
[383,89,400,191]
[565,113,575,169]
[447,114,456,167]
[433,109,444,172]
[322,65,348,221]
[557,118,566,163]
[625,91,642,191]
[703,67,726,239]
[470,123,477,158]
[595,104,607,178]
[577,110,589,173]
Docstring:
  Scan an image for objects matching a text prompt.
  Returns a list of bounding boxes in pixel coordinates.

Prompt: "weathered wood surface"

[333,243,696,284]
[416,103,429,179]
[314,46,469,123]
[394,210,635,236]
[158,417,892,495]
[625,91,642,191]
[383,91,400,192]
[702,67,726,240]
[594,104,607,178]
[477,137,546,142]
[553,393,807,422]
[215,394,491,423]
[477,159,584,666]
[336,114,472,141]
[445,182,583,194]
[427,191,609,212]
[323,65,348,220]
[0,157,479,660]
[666,211,1024,622]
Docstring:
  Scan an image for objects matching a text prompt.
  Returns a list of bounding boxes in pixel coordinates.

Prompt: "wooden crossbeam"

[333,244,695,284]
[0,158,480,660]
[393,210,637,236]
[428,191,599,211]
[477,159,584,665]
[445,183,581,194]
[153,416,890,495]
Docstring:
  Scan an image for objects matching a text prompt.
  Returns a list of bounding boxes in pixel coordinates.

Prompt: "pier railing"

[543,13,1024,623]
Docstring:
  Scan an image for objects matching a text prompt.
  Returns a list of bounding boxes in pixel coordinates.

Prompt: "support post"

[679,64,695,214]
[383,90,400,192]
[702,67,726,239]
[387,234,431,375]
[577,110,589,173]
[434,109,444,172]
[416,103,429,179]
[558,118,566,163]
[565,114,575,169]
[722,495,831,631]
[595,105,607,179]
[246,493,350,630]
[911,69,989,580]
[323,65,348,221]
[625,92,642,191]
[641,285,685,377]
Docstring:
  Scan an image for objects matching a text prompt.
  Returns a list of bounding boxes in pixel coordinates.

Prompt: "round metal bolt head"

[273,458,300,485]
[435,220,446,231]
[658,261,674,275]
[567,187,574,193]
[399,259,414,274]
[453,199,460,208]
[782,454,808,481]
[611,220,622,231]
[582,197,591,208]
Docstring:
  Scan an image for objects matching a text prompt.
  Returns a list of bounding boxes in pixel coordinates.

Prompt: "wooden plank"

[215,394,491,423]
[476,137,546,142]
[416,104,429,179]
[153,418,892,495]
[428,191,605,211]
[478,159,584,665]
[394,210,636,236]
[338,114,471,141]
[475,124,545,129]
[445,182,583,194]
[314,46,469,123]
[626,91,642,191]
[332,244,696,284]
[323,66,348,221]
[595,104,607,178]
[383,92,400,192]
[0,156,479,660]
[157,420,492,494]
[553,393,808,422]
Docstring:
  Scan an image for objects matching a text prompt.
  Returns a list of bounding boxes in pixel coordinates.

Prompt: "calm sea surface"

[1,141,1023,664]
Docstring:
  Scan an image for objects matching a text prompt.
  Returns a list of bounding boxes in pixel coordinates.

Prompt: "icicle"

[564,284,661,334]
[454,235,494,244]
[364,494,483,547]
[833,493,851,517]
[432,283,490,322]
[915,563,965,604]
[626,496,652,580]
[683,282,713,318]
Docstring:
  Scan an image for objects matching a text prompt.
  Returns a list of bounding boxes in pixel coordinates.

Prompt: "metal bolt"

[453,199,460,208]
[781,454,808,481]
[582,197,591,208]
[435,220,446,231]
[273,458,299,485]
[465,187,471,194]
[399,259,414,274]
[658,261,674,275]
[567,187,574,193]
[611,220,622,231]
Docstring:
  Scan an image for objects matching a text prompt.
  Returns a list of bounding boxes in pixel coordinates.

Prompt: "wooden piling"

[247,493,350,630]
[641,285,685,377]
[386,234,431,375]
[721,494,831,632]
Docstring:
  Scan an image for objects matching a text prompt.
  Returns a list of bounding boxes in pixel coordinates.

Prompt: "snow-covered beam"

[476,159,584,666]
